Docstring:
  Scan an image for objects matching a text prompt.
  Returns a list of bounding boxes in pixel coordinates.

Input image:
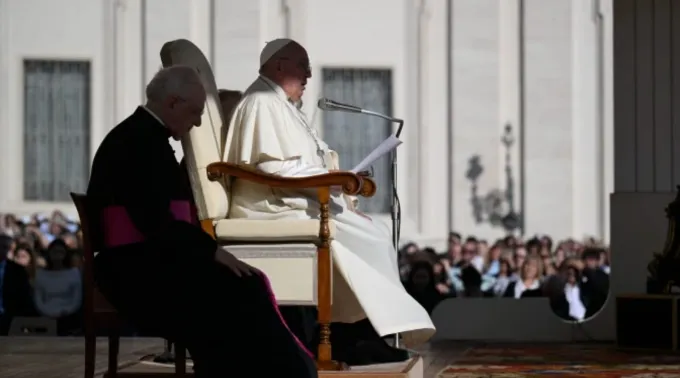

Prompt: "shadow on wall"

[466,124,521,233]
[452,123,611,325]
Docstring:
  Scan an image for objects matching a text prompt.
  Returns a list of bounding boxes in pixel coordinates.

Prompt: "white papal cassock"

[224,75,435,347]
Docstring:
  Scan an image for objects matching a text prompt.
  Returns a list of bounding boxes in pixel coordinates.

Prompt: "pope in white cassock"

[224,39,435,354]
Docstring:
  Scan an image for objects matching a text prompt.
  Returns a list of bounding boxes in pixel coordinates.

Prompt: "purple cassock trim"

[101,200,196,248]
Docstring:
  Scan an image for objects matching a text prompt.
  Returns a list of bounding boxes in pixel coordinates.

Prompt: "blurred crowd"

[0,208,612,337]
[0,212,84,335]
[400,232,611,322]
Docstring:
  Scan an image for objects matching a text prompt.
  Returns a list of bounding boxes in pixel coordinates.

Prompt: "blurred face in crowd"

[553,247,565,266]
[521,257,540,281]
[566,266,578,285]
[601,249,610,266]
[461,243,476,263]
[527,243,540,256]
[439,257,451,271]
[584,255,600,270]
[448,234,461,252]
[48,243,68,269]
[449,243,462,262]
[49,222,64,236]
[514,247,527,268]
[14,248,32,267]
[488,244,502,261]
[411,266,432,290]
[499,259,511,276]
[62,233,79,250]
[405,244,418,255]
[539,245,551,258]
[432,262,444,275]
[477,240,489,258]
[543,256,555,276]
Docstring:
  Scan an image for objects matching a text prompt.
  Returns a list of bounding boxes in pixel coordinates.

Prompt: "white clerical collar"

[258,75,303,109]
[141,105,165,126]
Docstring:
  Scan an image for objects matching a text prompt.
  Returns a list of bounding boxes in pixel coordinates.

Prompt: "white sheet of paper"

[351,134,402,173]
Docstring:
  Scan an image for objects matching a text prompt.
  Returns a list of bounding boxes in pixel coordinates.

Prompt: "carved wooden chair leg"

[315,187,349,371]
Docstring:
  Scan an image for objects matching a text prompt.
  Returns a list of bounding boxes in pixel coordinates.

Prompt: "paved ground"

[0,337,467,377]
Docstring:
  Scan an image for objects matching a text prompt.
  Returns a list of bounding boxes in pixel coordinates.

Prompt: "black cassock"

[88,107,317,378]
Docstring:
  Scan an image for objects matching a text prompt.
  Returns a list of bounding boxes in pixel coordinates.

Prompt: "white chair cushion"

[214,219,336,242]
[216,244,329,306]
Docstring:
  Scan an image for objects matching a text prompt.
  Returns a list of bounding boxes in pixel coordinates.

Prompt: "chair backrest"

[69,192,116,314]
[160,39,230,223]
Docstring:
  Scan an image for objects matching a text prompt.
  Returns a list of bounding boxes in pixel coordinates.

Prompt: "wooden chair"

[160,39,377,371]
[70,192,187,378]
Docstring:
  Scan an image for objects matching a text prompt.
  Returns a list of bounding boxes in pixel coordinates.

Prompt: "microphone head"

[317,98,331,110]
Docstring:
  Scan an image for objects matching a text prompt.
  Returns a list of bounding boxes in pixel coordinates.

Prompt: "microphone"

[317,98,363,114]
[317,98,404,135]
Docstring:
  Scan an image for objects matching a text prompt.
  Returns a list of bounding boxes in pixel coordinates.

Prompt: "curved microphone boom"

[317,98,403,137]
[317,98,363,114]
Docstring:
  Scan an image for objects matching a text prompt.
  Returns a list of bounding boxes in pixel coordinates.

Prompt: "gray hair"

[145,65,201,102]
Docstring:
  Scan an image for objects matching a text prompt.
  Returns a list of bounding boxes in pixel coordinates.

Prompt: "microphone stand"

[360,110,404,349]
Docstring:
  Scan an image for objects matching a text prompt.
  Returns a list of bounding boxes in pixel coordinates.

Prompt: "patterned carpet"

[437,344,680,377]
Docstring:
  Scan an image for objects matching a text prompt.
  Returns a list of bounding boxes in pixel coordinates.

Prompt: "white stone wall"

[0,0,613,249]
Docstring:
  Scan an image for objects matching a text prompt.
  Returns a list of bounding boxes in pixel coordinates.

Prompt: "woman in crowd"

[491,257,514,297]
[13,242,40,280]
[0,240,39,332]
[503,255,543,298]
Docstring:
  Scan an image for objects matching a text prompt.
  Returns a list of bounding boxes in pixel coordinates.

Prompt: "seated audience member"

[483,242,502,277]
[0,234,12,335]
[503,255,543,298]
[545,260,588,322]
[404,260,446,314]
[562,264,587,321]
[432,258,455,297]
[491,258,515,297]
[33,239,82,320]
[580,248,610,318]
[1,242,39,326]
[460,265,486,297]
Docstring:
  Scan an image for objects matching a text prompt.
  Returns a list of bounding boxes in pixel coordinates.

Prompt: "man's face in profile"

[164,84,206,140]
[278,47,311,102]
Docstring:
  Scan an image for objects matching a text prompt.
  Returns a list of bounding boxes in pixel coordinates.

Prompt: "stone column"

[611,0,680,295]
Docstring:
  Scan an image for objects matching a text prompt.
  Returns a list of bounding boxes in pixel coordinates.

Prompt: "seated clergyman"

[224,38,435,365]
[88,66,317,377]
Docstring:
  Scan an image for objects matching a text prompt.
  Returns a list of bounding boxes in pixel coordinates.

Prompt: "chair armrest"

[206,162,374,197]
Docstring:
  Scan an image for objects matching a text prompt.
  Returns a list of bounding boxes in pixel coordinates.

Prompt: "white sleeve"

[257,158,329,177]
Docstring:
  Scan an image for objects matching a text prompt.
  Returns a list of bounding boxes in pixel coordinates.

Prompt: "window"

[321,68,393,213]
[23,60,91,202]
